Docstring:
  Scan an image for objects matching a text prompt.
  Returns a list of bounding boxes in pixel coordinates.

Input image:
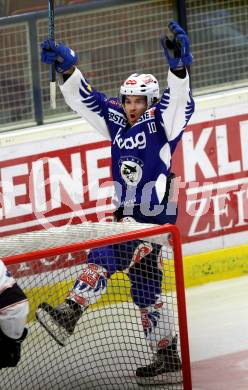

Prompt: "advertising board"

[0,87,248,274]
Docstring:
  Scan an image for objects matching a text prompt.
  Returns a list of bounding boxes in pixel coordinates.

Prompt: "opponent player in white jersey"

[0,259,29,369]
[36,21,194,385]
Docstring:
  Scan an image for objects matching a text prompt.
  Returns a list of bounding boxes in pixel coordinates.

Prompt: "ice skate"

[136,336,182,386]
[35,300,83,346]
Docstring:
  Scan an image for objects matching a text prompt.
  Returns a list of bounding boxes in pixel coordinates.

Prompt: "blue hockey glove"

[160,21,192,70]
[40,39,78,73]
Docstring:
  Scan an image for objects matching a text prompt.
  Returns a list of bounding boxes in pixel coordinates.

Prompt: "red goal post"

[1,222,192,390]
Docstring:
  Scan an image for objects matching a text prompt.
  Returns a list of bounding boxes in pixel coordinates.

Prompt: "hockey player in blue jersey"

[36,21,194,385]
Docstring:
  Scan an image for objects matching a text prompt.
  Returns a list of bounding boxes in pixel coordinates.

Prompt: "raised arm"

[40,39,111,140]
[157,21,194,142]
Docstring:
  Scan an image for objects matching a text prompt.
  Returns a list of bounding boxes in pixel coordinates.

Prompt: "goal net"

[1,222,191,390]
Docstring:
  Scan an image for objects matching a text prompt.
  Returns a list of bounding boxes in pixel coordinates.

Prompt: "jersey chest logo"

[119,157,144,186]
[113,128,146,150]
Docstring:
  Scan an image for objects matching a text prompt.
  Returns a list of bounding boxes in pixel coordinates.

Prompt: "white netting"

[1,222,189,390]
[0,222,170,258]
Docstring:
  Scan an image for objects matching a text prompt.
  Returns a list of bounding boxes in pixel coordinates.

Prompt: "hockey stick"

[48,0,56,109]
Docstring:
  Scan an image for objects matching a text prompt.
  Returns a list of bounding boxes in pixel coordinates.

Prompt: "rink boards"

[1,79,248,306]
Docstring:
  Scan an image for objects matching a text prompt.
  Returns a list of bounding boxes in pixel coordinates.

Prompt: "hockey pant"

[0,282,29,368]
[68,240,175,351]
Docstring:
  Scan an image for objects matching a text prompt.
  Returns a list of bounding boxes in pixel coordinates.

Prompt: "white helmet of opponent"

[120,73,160,108]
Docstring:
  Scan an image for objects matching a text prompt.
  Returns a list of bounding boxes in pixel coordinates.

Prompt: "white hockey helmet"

[120,73,160,108]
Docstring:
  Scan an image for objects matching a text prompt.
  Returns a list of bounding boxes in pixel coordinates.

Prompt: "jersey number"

[148,123,157,134]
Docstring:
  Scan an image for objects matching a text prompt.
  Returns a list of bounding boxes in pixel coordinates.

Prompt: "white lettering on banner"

[187,182,248,236]
[240,120,248,170]
[40,256,60,267]
[216,125,241,175]
[181,113,248,238]
[182,121,248,182]
[86,147,112,201]
[16,262,30,273]
[0,144,112,225]
[187,198,211,236]
[182,127,216,181]
[12,250,88,278]
[32,160,46,212]
[48,153,84,209]
[113,128,146,149]
[0,109,247,244]
[1,163,32,218]
[212,193,233,231]
[234,188,248,226]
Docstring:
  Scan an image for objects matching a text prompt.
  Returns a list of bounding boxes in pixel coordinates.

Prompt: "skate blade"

[35,307,70,347]
[136,370,183,386]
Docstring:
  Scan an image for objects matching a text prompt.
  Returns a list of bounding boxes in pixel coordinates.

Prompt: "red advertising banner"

[0,140,113,236]
[0,113,248,251]
[172,113,248,243]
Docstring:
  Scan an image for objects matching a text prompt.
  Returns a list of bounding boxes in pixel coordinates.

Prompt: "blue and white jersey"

[60,68,194,224]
